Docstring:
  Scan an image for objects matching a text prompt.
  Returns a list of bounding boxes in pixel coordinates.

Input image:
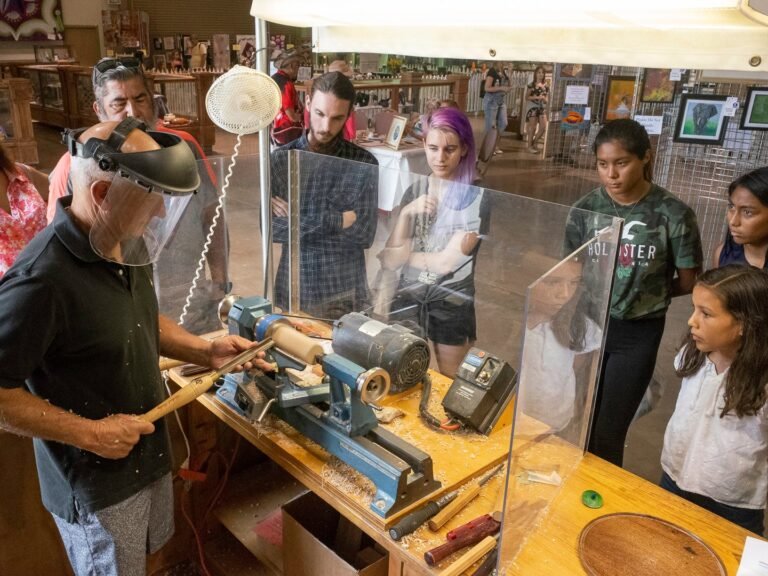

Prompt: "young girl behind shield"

[518,256,602,441]
[660,265,768,535]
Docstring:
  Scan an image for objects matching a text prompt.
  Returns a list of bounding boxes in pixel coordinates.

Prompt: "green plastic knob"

[581,489,603,509]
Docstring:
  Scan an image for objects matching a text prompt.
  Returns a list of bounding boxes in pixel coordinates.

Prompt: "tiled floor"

[30,119,687,488]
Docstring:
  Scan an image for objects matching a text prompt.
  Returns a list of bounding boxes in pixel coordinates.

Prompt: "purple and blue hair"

[423,107,477,185]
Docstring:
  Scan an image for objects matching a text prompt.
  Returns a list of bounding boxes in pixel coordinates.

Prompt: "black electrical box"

[441,348,517,435]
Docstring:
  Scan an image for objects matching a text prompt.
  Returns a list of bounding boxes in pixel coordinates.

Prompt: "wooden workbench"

[166,366,756,575]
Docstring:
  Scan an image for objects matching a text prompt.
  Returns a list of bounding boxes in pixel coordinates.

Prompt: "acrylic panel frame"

[276,148,620,516]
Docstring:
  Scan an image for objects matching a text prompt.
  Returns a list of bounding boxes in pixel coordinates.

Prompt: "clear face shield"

[89,172,192,266]
[66,118,201,266]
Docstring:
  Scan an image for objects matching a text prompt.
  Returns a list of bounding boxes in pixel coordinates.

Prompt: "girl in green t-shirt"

[566,119,703,466]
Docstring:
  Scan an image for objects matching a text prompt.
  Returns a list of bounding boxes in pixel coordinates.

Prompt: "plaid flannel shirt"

[270,133,378,319]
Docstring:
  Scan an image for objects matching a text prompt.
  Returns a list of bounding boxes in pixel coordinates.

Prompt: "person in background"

[270,71,378,319]
[661,265,768,535]
[525,66,549,154]
[482,61,511,156]
[0,144,48,278]
[169,49,183,71]
[0,120,264,576]
[188,36,207,69]
[518,256,602,441]
[713,166,768,269]
[409,98,460,140]
[564,118,703,467]
[378,107,488,376]
[270,50,304,146]
[46,57,228,334]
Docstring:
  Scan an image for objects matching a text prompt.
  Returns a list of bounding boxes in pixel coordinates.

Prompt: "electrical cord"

[419,372,462,432]
[180,436,242,576]
[179,134,242,327]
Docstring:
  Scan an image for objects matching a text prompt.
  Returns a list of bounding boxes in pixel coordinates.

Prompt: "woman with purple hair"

[378,107,490,376]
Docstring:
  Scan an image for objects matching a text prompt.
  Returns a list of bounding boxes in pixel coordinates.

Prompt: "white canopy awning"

[250,0,768,71]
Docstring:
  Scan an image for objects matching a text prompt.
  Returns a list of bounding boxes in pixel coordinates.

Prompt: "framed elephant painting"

[674,94,728,145]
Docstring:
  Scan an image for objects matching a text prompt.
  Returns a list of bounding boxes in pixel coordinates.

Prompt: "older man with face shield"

[45,57,229,334]
[0,120,264,576]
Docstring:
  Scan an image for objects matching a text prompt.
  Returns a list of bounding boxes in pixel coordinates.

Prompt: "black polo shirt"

[0,196,171,522]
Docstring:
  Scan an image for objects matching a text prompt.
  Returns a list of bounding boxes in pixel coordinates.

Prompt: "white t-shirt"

[518,318,602,433]
[661,350,768,509]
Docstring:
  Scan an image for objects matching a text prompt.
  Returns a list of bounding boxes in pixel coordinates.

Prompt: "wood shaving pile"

[320,456,376,504]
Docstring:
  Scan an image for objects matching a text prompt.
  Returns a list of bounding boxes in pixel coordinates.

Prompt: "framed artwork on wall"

[739,87,768,130]
[559,63,593,79]
[640,69,676,103]
[153,54,167,70]
[34,46,54,63]
[602,76,636,123]
[674,94,729,145]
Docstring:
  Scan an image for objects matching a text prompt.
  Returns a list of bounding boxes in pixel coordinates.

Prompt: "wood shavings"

[320,456,376,505]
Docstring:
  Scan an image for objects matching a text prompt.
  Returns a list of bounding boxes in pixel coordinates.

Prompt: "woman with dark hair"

[378,107,490,376]
[713,166,768,269]
[525,66,549,153]
[564,118,703,466]
[0,145,48,278]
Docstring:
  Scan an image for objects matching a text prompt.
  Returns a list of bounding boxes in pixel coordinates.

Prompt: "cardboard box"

[214,460,305,574]
[282,492,388,576]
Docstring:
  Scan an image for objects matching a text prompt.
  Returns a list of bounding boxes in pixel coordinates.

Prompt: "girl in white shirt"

[519,257,602,442]
[661,265,768,535]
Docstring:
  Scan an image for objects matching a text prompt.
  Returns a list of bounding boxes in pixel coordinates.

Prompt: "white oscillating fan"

[206,65,282,135]
[178,65,281,326]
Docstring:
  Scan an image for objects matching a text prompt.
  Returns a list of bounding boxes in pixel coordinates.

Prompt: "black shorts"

[389,284,477,346]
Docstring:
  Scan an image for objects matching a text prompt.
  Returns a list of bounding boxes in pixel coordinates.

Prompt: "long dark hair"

[550,287,588,351]
[728,166,768,207]
[677,265,768,417]
[593,118,653,182]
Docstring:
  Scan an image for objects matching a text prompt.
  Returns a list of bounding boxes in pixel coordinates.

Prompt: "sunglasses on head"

[92,57,143,84]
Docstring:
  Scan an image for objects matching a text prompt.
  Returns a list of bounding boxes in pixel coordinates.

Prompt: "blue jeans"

[660,471,765,535]
[483,93,508,134]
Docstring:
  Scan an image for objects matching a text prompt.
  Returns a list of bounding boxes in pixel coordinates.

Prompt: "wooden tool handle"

[439,536,497,576]
[425,519,498,566]
[139,372,217,423]
[429,482,481,531]
[159,357,185,372]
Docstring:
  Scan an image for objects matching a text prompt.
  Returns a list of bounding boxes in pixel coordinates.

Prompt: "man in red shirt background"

[270,50,304,145]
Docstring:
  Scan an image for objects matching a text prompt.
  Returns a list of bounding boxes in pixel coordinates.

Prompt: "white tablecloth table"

[359,142,430,211]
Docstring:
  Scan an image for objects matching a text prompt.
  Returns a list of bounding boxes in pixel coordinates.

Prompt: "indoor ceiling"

[250,0,768,71]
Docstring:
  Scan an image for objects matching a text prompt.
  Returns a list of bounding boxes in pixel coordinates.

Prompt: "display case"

[16,64,72,127]
[0,77,38,164]
[149,71,219,152]
[13,64,219,151]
